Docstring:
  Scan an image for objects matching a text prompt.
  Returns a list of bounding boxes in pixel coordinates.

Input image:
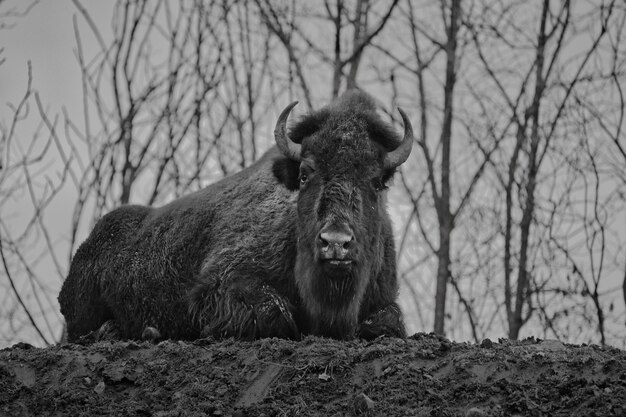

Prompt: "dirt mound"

[1,334,625,416]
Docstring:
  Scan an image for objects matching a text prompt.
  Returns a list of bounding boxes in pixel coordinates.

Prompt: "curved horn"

[274,101,302,161]
[383,107,414,169]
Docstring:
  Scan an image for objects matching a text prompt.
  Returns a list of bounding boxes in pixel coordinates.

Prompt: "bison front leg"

[358,303,406,340]
[190,280,300,340]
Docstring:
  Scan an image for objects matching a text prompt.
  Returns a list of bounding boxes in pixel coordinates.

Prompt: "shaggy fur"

[59,89,408,342]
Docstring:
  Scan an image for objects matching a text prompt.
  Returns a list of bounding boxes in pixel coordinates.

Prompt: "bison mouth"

[320,258,354,278]
[324,259,353,266]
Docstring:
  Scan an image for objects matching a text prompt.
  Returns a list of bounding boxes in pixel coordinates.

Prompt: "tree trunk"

[331,0,343,98]
[346,0,368,89]
[433,0,461,336]
[508,0,549,340]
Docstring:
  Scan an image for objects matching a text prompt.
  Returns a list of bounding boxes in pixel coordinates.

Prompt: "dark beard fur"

[294,253,370,340]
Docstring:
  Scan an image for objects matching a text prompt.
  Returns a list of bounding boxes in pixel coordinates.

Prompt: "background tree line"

[1,0,625,347]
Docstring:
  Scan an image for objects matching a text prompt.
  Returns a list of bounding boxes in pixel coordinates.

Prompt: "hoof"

[141,326,162,342]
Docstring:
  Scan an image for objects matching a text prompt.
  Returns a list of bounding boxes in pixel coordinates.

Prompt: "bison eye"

[372,177,388,191]
[298,161,315,187]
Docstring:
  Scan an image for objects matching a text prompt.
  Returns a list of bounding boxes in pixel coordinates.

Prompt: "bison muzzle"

[58,90,413,342]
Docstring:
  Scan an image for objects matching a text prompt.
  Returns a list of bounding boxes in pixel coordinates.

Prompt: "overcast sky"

[1,1,624,348]
[2,1,110,125]
[1,0,114,347]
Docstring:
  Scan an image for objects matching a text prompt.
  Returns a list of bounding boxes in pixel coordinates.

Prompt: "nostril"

[319,234,330,249]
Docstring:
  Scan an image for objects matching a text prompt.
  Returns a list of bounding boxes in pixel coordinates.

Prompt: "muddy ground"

[1,333,625,416]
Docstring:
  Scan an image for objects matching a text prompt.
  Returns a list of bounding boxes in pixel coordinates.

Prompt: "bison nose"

[319,231,353,249]
[318,227,354,260]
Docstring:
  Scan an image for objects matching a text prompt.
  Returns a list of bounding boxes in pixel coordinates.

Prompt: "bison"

[58,90,413,342]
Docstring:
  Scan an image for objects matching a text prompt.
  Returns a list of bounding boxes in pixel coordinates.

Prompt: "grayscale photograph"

[1,1,625,415]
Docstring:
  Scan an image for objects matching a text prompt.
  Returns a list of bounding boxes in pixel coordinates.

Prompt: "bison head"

[273,91,413,339]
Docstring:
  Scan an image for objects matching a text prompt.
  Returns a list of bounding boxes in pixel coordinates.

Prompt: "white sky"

[2,1,106,118]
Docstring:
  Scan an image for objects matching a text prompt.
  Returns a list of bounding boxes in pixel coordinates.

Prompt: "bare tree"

[255,0,400,101]
[0,63,68,346]
[465,0,624,342]
[376,0,506,339]
[1,0,295,345]
[1,0,625,347]
[365,0,625,345]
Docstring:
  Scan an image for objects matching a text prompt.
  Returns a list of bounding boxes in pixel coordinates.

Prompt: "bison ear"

[272,157,300,191]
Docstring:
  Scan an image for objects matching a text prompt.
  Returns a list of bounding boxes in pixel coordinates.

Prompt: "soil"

[1,333,625,416]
